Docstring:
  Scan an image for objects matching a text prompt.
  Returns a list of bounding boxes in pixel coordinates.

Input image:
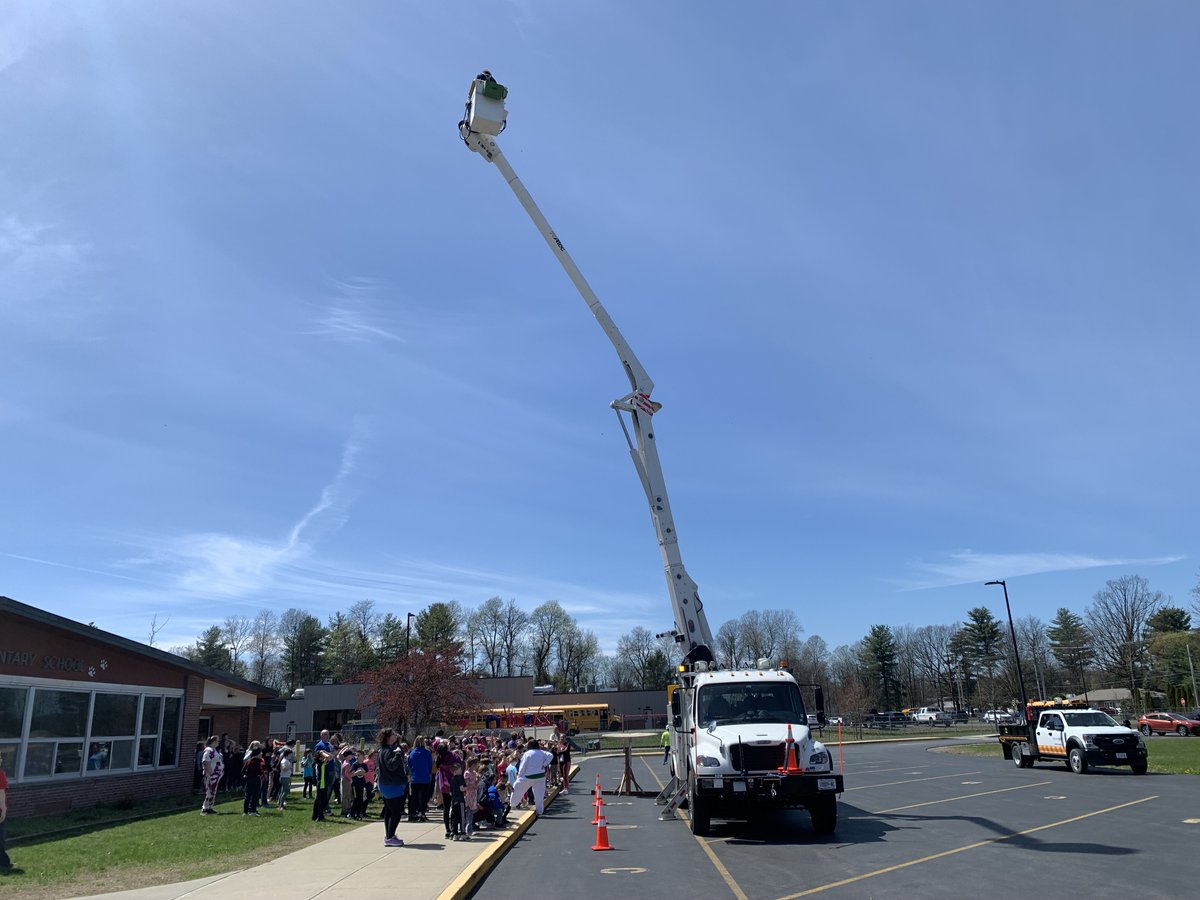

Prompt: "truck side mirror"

[672,715,682,729]
[814,686,827,726]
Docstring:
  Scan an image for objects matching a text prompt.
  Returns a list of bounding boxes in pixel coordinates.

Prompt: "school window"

[3,682,184,783]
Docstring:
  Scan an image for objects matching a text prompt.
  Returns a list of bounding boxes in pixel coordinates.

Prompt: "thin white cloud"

[307,276,401,343]
[123,424,370,599]
[0,213,93,329]
[896,549,1186,591]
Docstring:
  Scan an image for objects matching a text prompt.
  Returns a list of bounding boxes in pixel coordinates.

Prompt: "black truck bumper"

[695,772,844,806]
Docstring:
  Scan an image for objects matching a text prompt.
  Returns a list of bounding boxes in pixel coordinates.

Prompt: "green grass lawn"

[932,737,1200,774]
[1,791,366,899]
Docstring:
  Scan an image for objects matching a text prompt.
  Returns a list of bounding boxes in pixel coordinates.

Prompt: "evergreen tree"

[858,624,899,709]
[1047,607,1093,697]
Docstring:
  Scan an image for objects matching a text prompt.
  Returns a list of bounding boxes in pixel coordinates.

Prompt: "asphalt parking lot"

[472,738,1199,900]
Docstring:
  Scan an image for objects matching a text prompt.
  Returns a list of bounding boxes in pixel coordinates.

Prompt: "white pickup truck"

[911,707,952,726]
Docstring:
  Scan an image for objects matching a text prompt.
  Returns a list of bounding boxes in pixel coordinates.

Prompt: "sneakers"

[384,837,405,848]
[201,808,217,815]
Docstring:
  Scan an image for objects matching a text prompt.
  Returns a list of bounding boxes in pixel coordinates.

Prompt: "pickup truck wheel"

[808,794,837,835]
[1131,759,1148,775]
[687,776,710,836]
[1068,746,1089,774]
[1140,725,1151,737]
[1012,743,1033,768]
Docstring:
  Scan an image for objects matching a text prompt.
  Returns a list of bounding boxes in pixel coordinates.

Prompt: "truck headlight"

[1082,734,1097,749]
[808,750,829,769]
[697,756,722,768]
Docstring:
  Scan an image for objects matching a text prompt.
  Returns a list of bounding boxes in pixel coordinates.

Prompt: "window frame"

[2,676,185,784]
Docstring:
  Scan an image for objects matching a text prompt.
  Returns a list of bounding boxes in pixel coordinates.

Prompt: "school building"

[0,595,279,818]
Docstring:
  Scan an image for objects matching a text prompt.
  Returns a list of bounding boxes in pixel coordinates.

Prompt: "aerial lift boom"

[459,73,714,664]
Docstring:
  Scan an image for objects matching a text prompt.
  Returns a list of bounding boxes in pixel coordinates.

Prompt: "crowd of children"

[199,726,578,848]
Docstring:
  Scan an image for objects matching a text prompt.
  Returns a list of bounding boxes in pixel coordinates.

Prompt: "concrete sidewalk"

[71,782,570,900]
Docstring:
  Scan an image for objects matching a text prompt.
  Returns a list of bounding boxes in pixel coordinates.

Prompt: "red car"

[1138,712,1200,736]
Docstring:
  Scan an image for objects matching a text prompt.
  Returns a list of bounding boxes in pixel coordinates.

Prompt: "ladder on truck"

[656,776,687,820]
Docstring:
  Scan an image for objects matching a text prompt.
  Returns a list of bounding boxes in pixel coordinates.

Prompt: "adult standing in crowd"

[0,753,13,875]
[200,735,223,815]
[311,749,334,822]
[434,742,462,839]
[375,728,407,848]
[510,738,554,816]
[407,736,433,822]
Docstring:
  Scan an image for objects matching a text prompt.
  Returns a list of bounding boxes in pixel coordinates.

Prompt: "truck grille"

[730,743,785,771]
[1093,734,1136,751]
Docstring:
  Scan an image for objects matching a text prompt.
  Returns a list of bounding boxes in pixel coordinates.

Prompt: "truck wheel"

[687,776,710,836]
[1012,743,1033,768]
[1068,746,1089,774]
[1131,759,1148,775]
[808,794,837,835]
[1140,725,1151,737]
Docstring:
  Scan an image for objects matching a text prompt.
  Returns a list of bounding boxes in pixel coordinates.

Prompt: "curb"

[436,765,580,900]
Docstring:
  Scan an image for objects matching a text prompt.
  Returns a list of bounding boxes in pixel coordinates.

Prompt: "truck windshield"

[1063,712,1119,727]
[697,683,805,725]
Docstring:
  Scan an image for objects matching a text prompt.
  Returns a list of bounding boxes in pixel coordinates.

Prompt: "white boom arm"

[459,74,715,663]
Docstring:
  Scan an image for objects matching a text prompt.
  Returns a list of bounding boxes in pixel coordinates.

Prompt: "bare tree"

[498,598,530,677]
[222,615,252,677]
[148,613,170,648]
[467,597,506,677]
[528,601,571,684]
[714,619,741,669]
[1086,575,1164,713]
[738,610,770,664]
[248,609,280,687]
[762,609,804,665]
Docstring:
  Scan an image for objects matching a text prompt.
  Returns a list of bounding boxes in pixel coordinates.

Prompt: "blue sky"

[2,2,1197,658]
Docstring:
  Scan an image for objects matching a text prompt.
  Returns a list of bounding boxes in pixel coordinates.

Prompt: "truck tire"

[1012,742,1033,768]
[1131,759,1148,775]
[1068,746,1089,774]
[687,775,710,836]
[808,794,837,835]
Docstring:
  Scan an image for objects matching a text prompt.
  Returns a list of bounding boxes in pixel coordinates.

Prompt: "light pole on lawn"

[405,612,416,656]
[986,579,1029,716]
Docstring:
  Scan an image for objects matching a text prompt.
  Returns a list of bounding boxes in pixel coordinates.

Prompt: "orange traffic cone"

[592,813,614,851]
[779,723,804,774]
[591,792,605,824]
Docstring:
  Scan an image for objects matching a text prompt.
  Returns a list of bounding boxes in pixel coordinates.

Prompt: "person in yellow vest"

[661,728,671,765]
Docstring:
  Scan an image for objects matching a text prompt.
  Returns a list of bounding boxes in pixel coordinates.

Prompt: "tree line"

[170,572,1200,718]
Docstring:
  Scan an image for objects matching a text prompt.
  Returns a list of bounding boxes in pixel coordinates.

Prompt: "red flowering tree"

[359,645,487,738]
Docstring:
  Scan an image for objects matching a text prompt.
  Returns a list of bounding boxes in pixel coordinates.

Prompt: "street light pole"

[986,580,1029,716]
[406,612,416,656]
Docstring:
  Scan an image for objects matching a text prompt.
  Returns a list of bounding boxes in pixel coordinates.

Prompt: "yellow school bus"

[558,703,622,733]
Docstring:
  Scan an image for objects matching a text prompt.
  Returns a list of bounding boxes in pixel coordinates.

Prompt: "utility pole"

[1187,642,1199,712]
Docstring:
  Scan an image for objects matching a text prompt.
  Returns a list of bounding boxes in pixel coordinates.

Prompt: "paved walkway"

[71,781,572,900]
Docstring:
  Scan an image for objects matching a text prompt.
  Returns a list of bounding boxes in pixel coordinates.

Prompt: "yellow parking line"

[775,795,1157,899]
[872,781,1052,813]
[844,771,981,790]
[640,757,749,900]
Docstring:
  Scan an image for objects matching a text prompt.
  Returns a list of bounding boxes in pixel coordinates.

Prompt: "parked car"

[1138,711,1200,736]
[982,709,1017,724]
[950,710,970,724]
[826,714,845,726]
[911,707,953,726]
[865,711,910,728]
